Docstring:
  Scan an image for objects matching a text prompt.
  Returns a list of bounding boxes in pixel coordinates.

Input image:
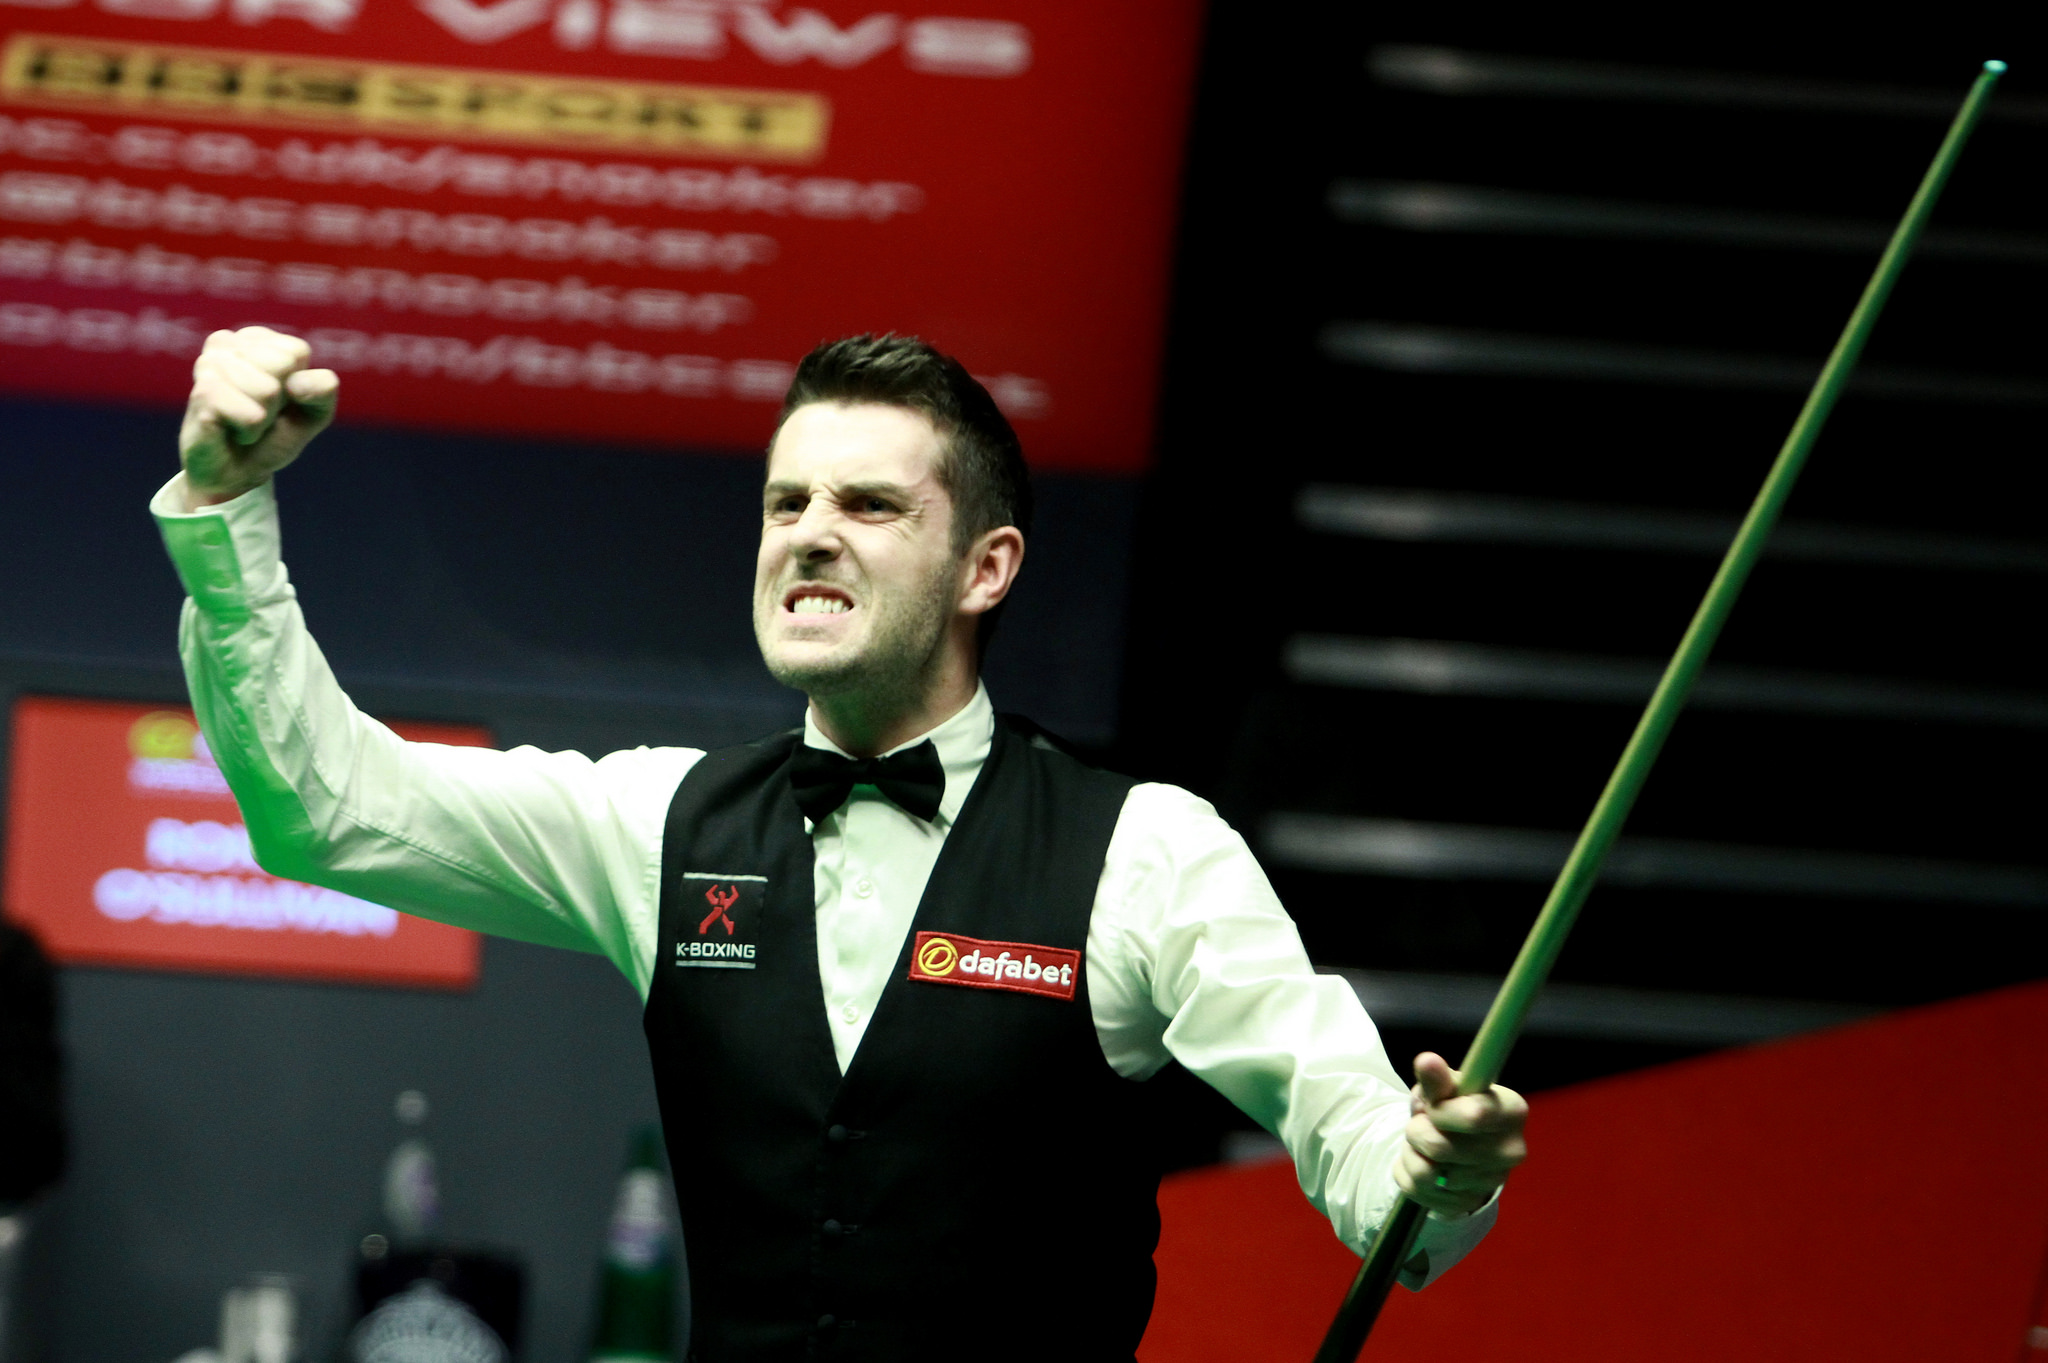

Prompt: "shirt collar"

[801,683,993,827]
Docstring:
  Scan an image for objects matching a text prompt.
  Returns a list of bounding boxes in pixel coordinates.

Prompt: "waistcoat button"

[822,1219,843,1237]
[826,1124,847,1143]
[817,1314,836,1330]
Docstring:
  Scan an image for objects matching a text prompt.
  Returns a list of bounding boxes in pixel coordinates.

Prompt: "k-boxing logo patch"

[674,873,766,970]
[907,931,1079,1001]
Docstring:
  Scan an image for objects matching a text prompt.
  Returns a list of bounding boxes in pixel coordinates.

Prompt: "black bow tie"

[788,739,946,824]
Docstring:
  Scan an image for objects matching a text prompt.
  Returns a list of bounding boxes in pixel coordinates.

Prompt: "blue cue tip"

[1985,60,2007,74]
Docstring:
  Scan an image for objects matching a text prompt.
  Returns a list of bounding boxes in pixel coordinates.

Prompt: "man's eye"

[861,497,894,513]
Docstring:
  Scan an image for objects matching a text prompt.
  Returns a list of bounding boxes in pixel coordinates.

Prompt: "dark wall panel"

[1,396,1134,745]
[42,938,659,1363]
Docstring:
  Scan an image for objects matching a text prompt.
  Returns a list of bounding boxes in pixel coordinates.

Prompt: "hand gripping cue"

[1311,60,2007,1363]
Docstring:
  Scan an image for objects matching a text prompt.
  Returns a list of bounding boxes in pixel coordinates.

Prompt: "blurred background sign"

[0,1,1203,471]
[3,694,486,987]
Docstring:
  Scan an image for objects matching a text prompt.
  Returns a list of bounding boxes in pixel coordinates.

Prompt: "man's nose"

[787,499,842,560]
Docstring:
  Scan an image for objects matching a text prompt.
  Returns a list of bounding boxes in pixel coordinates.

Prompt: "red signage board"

[3,694,487,988]
[0,2,1202,472]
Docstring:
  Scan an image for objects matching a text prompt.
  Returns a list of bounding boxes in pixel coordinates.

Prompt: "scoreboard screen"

[4,693,487,988]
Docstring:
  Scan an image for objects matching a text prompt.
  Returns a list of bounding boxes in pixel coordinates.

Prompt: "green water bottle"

[587,1125,678,1363]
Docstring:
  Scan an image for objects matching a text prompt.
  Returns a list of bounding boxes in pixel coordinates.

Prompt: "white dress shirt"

[152,474,1497,1286]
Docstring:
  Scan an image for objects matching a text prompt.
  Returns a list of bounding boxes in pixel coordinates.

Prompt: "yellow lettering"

[25,43,125,98]
[266,63,362,115]
[1,33,828,161]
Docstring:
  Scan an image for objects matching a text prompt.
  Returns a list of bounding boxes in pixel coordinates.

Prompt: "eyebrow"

[836,480,918,503]
[762,479,920,504]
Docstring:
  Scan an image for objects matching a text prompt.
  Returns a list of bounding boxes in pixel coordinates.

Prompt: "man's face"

[754,401,964,701]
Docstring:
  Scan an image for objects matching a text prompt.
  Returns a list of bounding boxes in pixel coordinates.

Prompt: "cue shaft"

[1311,59,2007,1363]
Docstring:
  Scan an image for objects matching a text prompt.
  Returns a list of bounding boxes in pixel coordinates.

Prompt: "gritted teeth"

[786,587,853,615]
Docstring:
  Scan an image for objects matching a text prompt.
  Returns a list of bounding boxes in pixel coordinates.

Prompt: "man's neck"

[808,672,978,758]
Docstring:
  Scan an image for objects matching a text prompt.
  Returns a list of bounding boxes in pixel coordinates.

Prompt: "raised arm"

[159,327,690,996]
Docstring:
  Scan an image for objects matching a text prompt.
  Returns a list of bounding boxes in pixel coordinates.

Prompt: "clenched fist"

[178,327,339,509]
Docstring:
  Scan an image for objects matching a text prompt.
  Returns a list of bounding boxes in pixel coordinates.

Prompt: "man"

[159,327,1527,1361]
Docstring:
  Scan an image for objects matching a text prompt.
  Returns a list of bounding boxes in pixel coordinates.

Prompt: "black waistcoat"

[644,717,1164,1363]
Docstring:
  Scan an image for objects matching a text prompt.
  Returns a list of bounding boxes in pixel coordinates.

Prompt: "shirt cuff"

[151,474,289,619]
[1398,1188,1502,1291]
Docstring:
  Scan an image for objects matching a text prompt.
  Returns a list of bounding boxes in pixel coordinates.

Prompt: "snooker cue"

[1310,59,2007,1363]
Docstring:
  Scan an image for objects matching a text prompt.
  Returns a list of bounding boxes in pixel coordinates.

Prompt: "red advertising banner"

[3,694,487,987]
[0,2,1202,472]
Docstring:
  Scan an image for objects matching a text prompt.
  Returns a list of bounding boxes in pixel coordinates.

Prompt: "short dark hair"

[777,335,1033,553]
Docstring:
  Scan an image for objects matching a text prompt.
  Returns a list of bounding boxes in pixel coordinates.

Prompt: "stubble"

[758,556,959,708]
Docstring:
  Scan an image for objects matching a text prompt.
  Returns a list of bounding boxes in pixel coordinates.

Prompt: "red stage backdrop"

[3,694,489,988]
[0,1,1202,471]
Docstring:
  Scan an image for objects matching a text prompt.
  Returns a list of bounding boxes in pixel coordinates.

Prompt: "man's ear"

[959,526,1026,616]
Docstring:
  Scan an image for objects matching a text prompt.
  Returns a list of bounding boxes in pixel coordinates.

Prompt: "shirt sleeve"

[151,473,693,999]
[1086,782,1498,1289]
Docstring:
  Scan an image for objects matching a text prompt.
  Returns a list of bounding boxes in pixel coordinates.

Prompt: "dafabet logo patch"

[906,931,1079,1001]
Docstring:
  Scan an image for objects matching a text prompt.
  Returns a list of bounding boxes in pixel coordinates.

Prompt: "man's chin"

[761,641,867,695]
